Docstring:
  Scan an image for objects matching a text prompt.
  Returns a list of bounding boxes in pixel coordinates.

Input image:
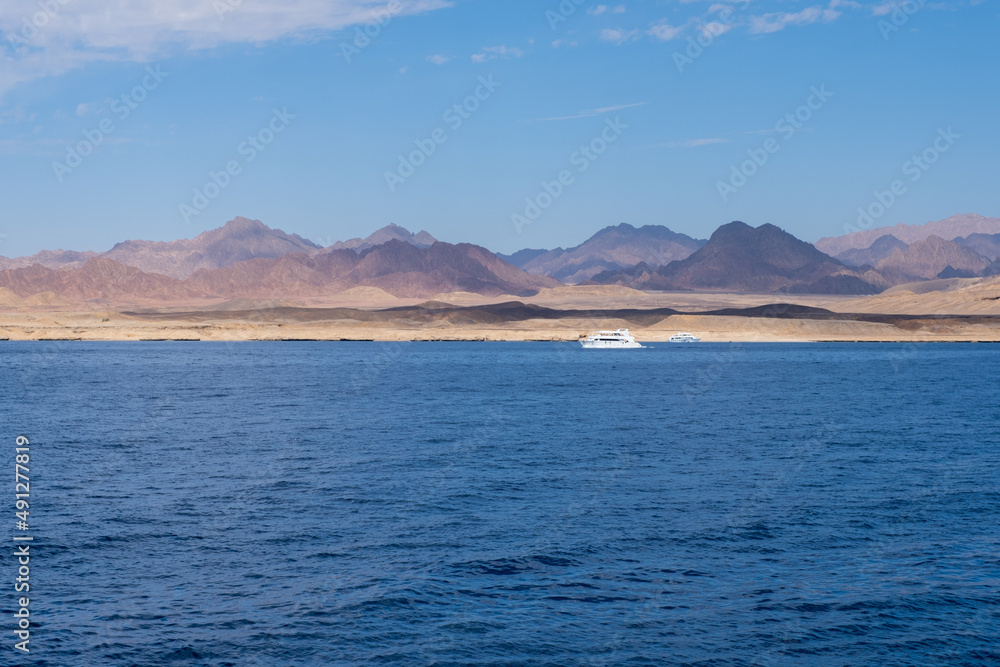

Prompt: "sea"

[2,341,998,666]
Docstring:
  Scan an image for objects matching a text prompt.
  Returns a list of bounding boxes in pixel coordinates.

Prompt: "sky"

[0,0,997,257]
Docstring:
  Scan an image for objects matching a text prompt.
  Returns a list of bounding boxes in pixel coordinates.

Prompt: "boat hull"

[580,340,643,349]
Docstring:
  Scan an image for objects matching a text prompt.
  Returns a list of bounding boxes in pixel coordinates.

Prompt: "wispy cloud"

[0,0,454,97]
[747,6,841,34]
[588,4,626,16]
[470,45,524,63]
[426,54,449,65]
[532,102,647,122]
[599,28,642,44]
[668,137,730,148]
[648,21,687,42]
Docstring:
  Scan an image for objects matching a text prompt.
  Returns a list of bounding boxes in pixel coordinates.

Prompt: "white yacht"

[580,329,643,349]
[668,332,701,343]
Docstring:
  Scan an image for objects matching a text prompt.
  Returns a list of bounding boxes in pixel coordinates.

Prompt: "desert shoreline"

[5,315,1000,343]
[5,284,1000,343]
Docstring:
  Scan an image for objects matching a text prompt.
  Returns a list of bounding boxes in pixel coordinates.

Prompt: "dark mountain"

[590,221,883,295]
[509,223,705,284]
[497,248,549,267]
[836,234,908,267]
[954,233,1000,262]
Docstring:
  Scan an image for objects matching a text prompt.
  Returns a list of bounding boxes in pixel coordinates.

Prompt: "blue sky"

[0,0,996,257]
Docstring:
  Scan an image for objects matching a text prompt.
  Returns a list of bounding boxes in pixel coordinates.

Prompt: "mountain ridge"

[503,223,706,284]
[589,221,883,295]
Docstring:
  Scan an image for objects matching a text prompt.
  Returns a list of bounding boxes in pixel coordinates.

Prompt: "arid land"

[5,281,1000,343]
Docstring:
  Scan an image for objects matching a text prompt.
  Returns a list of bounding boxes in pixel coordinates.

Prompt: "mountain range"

[587,222,884,295]
[0,219,556,303]
[329,223,437,252]
[2,213,998,305]
[0,217,321,279]
[814,213,1000,256]
[499,223,705,284]
[833,233,1000,282]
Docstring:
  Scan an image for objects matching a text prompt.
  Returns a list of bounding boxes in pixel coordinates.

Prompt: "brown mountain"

[187,240,558,299]
[502,223,705,284]
[815,213,1000,256]
[102,217,321,278]
[0,258,196,302]
[874,235,991,281]
[590,221,883,294]
[330,224,437,251]
[0,239,557,304]
[0,217,321,279]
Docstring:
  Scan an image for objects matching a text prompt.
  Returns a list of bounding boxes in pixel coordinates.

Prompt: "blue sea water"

[2,341,999,666]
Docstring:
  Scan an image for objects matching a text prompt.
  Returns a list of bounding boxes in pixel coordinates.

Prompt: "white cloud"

[648,22,685,42]
[701,21,733,38]
[586,4,625,16]
[0,0,453,97]
[75,103,88,117]
[426,53,449,65]
[533,102,646,122]
[470,45,524,63]
[599,27,641,44]
[747,6,841,34]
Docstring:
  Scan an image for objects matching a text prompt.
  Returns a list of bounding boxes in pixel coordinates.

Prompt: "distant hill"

[496,248,549,267]
[590,221,883,295]
[874,235,991,281]
[815,214,1000,256]
[505,223,705,284]
[836,234,908,267]
[0,248,99,272]
[330,224,437,252]
[954,233,1000,262]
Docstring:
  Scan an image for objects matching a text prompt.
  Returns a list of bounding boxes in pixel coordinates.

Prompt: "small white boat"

[668,332,701,343]
[580,329,643,349]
